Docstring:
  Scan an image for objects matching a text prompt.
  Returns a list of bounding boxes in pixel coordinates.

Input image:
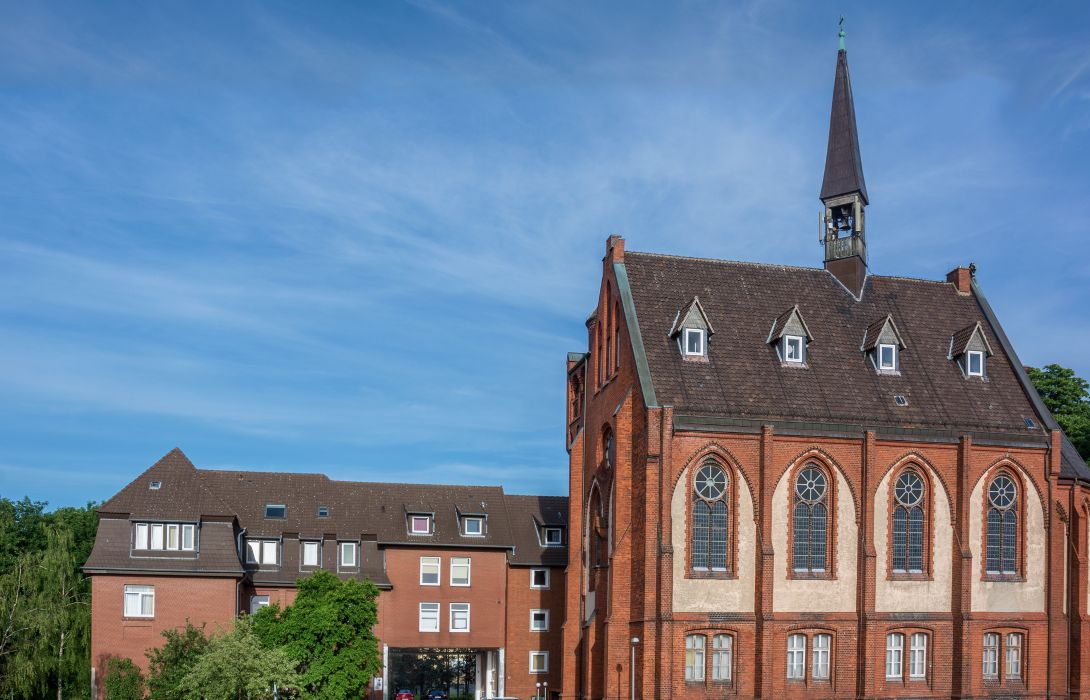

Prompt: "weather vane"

[838,16,846,51]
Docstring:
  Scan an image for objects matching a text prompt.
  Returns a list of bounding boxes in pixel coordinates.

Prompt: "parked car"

[426,691,448,700]
[395,690,414,700]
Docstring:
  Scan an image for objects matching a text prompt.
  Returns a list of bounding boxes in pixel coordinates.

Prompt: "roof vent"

[894,395,908,407]
[149,481,162,490]
[1023,417,1037,429]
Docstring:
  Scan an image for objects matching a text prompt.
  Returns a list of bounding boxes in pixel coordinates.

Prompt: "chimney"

[605,235,625,264]
[946,266,972,294]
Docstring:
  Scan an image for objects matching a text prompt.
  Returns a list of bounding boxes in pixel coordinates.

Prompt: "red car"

[395,691,414,700]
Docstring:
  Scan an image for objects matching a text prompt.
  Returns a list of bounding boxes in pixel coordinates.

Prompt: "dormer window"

[410,515,432,535]
[784,335,805,364]
[878,343,897,371]
[544,527,564,546]
[949,322,993,380]
[462,516,484,537]
[862,314,906,374]
[264,504,286,519]
[670,297,713,359]
[967,351,984,377]
[684,328,705,356]
[767,306,814,367]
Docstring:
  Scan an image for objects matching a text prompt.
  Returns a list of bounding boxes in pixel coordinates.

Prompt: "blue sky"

[3,1,1089,508]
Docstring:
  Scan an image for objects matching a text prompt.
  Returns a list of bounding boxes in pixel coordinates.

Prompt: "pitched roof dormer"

[669,296,713,358]
[767,305,814,366]
[861,314,906,373]
[949,322,994,378]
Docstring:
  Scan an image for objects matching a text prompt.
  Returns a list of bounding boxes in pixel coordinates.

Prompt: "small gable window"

[878,343,897,370]
[784,335,805,364]
[967,350,984,377]
[767,305,813,367]
[684,328,705,356]
[862,314,906,374]
[264,504,286,519]
[949,322,993,380]
[670,297,713,359]
[544,527,564,546]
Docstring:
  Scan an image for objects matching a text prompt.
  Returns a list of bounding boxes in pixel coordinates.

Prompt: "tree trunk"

[57,627,65,700]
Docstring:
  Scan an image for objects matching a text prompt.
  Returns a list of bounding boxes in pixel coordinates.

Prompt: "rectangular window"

[544,527,563,545]
[909,633,928,679]
[529,651,548,674]
[812,633,831,680]
[711,634,732,682]
[879,344,897,370]
[166,524,180,550]
[317,506,329,518]
[410,515,431,534]
[983,633,999,678]
[264,504,286,519]
[530,568,549,589]
[786,634,806,680]
[261,540,278,565]
[340,542,357,567]
[302,541,320,567]
[134,523,149,550]
[247,540,260,563]
[123,585,154,618]
[462,517,483,536]
[530,609,549,632]
[886,633,904,679]
[785,335,804,363]
[250,595,270,614]
[684,635,705,681]
[449,603,470,632]
[1005,633,1022,679]
[684,328,705,356]
[450,557,471,586]
[420,556,441,586]
[150,523,164,550]
[967,351,984,377]
[181,524,195,551]
[419,603,440,632]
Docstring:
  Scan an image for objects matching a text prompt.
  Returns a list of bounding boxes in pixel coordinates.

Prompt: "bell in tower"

[819,19,869,297]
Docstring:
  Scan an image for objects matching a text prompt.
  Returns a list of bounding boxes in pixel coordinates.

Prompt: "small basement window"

[967,350,984,377]
[878,344,897,371]
[264,504,287,519]
[683,328,705,357]
[784,335,805,364]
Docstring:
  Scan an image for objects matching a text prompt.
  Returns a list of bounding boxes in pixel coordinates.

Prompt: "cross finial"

[838,16,846,51]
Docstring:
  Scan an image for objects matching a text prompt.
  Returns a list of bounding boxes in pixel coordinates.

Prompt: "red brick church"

[560,38,1090,700]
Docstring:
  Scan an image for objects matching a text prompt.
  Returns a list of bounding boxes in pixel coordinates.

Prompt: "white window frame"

[685,634,705,681]
[264,503,287,519]
[711,634,732,682]
[340,541,358,568]
[544,527,563,546]
[967,350,984,377]
[250,595,270,614]
[683,328,705,357]
[529,651,549,674]
[420,556,441,586]
[450,557,471,587]
[410,515,432,535]
[530,568,550,589]
[878,343,897,370]
[246,539,279,565]
[1005,633,1022,680]
[301,540,320,568]
[165,524,180,550]
[181,524,196,551]
[786,634,806,680]
[909,632,928,679]
[530,609,549,632]
[134,523,149,550]
[462,517,484,536]
[812,633,831,680]
[123,584,154,618]
[449,602,470,633]
[983,633,999,678]
[419,602,440,632]
[886,633,904,679]
[784,335,805,364]
[150,523,164,550]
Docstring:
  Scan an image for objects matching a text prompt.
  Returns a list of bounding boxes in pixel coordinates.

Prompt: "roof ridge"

[199,466,509,492]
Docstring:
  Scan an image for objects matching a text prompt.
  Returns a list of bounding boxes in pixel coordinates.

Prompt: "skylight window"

[264,504,287,519]
[317,506,329,518]
[149,481,162,490]
[878,344,897,371]
[683,328,705,356]
[894,395,908,407]
[784,335,805,364]
[1024,418,1036,429]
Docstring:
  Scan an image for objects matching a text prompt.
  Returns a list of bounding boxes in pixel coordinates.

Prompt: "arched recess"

[968,458,1046,613]
[772,449,858,612]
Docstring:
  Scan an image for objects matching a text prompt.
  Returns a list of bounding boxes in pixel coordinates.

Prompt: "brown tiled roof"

[950,322,993,358]
[623,252,1046,434]
[505,495,569,566]
[98,448,236,520]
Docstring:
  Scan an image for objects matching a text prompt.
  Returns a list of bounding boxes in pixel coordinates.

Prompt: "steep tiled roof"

[505,495,569,566]
[623,251,1045,435]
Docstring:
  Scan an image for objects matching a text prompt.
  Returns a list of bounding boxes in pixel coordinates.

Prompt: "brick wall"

[505,566,566,699]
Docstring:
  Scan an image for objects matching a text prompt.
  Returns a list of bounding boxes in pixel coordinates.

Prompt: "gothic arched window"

[985,472,1018,575]
[792,465,829,573]
[692,460,729,573]
[892,469,926,574]
[602,427,614,472]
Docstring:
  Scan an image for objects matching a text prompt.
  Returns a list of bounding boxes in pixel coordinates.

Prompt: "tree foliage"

[1028,363,1090,459]
[102,657,144,700]
[146,621,210,700]
[178,616,299,700]
[253,569,382,700]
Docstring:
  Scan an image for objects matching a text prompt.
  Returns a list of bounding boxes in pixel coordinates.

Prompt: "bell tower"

[820,19,869,297]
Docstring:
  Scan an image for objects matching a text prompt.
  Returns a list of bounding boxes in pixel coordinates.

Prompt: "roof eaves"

[614,261,658,409]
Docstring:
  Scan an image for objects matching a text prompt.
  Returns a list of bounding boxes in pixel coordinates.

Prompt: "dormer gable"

[949,322,994,378]
[767,305,814,366]
[861,314,906,373]
[669,296,713,358]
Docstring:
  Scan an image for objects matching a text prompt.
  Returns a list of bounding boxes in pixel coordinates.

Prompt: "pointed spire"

[820,22,868,205]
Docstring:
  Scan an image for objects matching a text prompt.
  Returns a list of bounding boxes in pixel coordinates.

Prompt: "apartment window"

[909,633,928,679]
[886,633,904,678]
[684,634,705,681]
[1005,633,1022,680]
[812,634,831,680]
[134,523,149,550]
[133,522,196,551]
[150,523,164,550]
[449,603,470,632]
[340,542,357,568]
[983,633,1000,679]
[450,557,471,586]
[711,634,732,682]
[123,585,154,618]
[462,517,484,536]
[530,651,548,674]
[302,541,320,567]
[166,524,180,550]
[683,328,705,357]
[420,556,440,585]
[181,524,195,550]
[264,504,286,519]
[419,603,440,632]
[410,515,432,535]
[786,634,806,679]
[246,539,279,566]
[544,527,563,546]
[878,343,897,370]
[967,350,984,377]
[784,335,805,364]
[250,595,270,614]
[530,568,549,589]
[530,609,549,632]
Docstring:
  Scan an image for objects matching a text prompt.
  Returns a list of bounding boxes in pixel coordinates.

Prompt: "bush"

[102,657,145,700]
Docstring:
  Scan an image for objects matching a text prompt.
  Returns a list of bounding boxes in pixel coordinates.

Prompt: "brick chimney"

[605,235,625,264]
[946,266,972,294]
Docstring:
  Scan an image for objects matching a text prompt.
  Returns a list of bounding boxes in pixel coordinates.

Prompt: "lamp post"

[536,681,542,700]
[630,637,640,700]
[543,681,548,700]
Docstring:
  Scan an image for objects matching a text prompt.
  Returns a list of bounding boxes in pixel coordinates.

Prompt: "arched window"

[792,465,829,573]
[602,427,614,472]
[985,473,1018,575]
[892,469,925,574]
[692,461,729,572]
[613,301,621,372]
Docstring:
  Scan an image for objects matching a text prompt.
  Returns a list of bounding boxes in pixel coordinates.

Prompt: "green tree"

[102,658,144,700]
[178,616,299,700]
[253,570,381,699]
[146,621,210,700]
[1028,363,1090,459]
